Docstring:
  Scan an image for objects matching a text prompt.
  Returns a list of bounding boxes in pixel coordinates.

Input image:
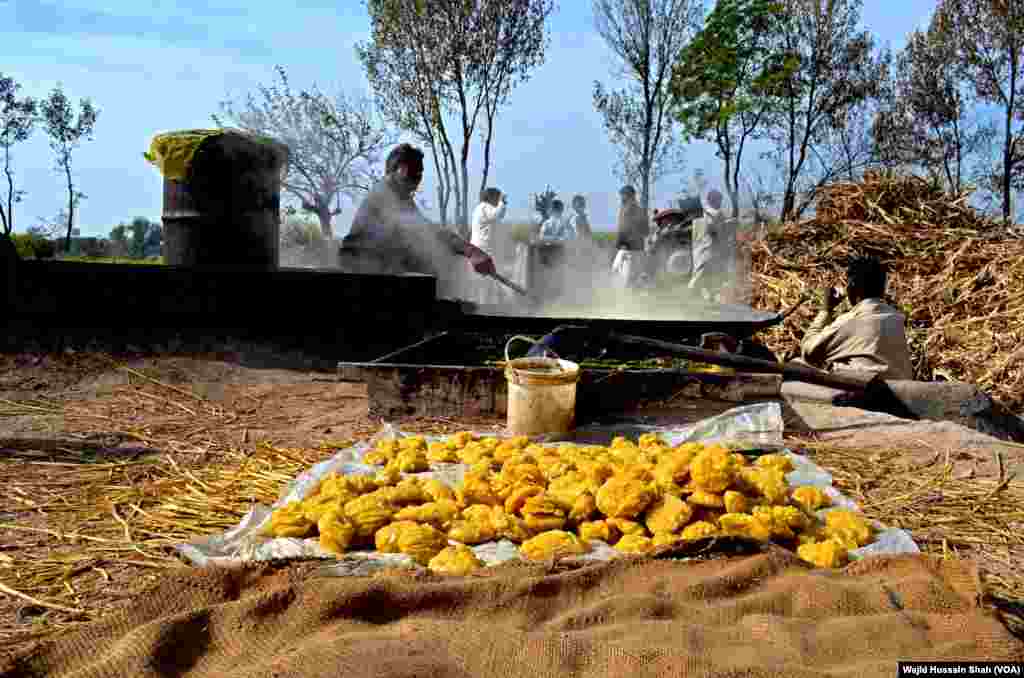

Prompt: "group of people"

[341,143,914,381]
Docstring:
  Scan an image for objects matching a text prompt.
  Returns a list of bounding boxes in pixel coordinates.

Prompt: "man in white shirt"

[539,200,575,241]
[470,187,507,305]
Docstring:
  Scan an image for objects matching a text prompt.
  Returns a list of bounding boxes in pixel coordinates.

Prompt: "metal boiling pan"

[435,298,785,342]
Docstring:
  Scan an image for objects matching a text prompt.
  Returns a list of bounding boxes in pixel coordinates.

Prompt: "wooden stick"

[0,581,86,615]
[607,332,879,392]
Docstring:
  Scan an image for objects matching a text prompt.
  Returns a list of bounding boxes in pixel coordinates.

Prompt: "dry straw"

[750,171,1024,412]
[3,322,1024,652]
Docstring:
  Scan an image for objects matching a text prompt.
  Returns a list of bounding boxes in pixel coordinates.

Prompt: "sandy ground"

[2,351,1022,657]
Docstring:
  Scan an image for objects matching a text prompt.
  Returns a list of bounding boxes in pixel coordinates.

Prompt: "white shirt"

[540,215,575,241]
[470,198,506,256]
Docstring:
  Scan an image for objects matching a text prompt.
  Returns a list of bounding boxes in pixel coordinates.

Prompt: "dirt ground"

[2,351,1022,659]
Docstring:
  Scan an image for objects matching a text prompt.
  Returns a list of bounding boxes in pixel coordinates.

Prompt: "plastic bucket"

[504,336,580,437]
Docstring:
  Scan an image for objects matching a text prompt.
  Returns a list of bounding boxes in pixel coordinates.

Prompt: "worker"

[689,189,737,301]
[615,185,648,251]
[539,199,574,241]
[800,254,914,380]
[470,187,508,305]
[568,195,592,240]
[341,144,495,287]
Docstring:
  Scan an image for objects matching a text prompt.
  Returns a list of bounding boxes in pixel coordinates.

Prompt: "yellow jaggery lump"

[610,435,634,449]
[448,519,496,545]
[578,519,617,542]
[596,477,654,519]
[492,464,545,499]
[468,460,498,478]
[427,441,461,463]
[546,472,590,511]
[754,454,794,473]
[429,545,484,575]
[265,501,315,538]
[520,530,589,561]
[537,455,575,481]
[363,448,392,466]
[689,445,739,493]
[393,499,460,528]
[652,532,684,548]
[317,509,356,555]
[462,504,495,525]
[824,510,873,547]
[687,490,726,509]
[753,505,809,539]
[568,491,597,525]
[791,486,831,513]
[504,483,545,515]
[491,506,534,543]
[680,521,718,541]
[638,433,664,450]
[345,474,380,495]
[577,460,616,492]
[458,472,500,507]
[731,453,749,466]
[741,467,789,505]
[501,452,538,469]
[421,479,455,503]
[620,463,656,484]
[458,441,492,465]
[144,129,224,181]
[375,520,421,553]
[718,513,772,541]
[521,495,567,531]
[797,539,849,568]
[723,490,750,514]
[392,449,429,473]
[607,517,647,537]
[645,495,694,535]
[301,491,345,525]
[615,534,655,554]
[373,467,402,488]
[448,431,476,449]
[343,494,395,539]
[398,435,427,452]
[398,523,448,565]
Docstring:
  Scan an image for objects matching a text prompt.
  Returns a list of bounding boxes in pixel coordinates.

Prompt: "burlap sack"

[3,545,1021,678]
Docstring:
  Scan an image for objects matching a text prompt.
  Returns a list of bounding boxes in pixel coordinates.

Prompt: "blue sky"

[1,0,934,237]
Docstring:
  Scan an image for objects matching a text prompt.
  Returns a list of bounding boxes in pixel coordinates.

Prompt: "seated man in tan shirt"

[800,254,915,380]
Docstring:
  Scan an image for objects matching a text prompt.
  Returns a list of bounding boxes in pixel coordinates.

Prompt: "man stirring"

[341,144,495,289]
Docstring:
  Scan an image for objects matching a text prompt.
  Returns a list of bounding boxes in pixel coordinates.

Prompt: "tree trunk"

[1003,108,1014,225]
[479,113,495,201]
[315,202,333,268]
[2,144,13,235]
[63,163,74,252]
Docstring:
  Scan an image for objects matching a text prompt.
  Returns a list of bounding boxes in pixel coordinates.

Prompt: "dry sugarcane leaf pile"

[750,171,1024,412]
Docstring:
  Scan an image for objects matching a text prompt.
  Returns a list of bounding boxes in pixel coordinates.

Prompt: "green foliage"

[11,233,41,258]
[671,0,795,138]
[60,255,165,265]
[507,222,537,244]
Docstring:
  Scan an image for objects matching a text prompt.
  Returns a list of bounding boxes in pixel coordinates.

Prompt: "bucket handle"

[504,335,564,369]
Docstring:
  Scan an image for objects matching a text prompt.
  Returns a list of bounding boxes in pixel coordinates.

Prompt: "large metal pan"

[434,298,784,342]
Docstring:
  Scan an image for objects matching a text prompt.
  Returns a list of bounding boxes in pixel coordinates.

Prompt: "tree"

[670,0,798,217]
[592,0,702,213]
[39,84,98,251]
[873,16,990,195]
[764,0,883,219]
[214,65,392,242]
[940,0,1024,224]
[109,223,129,256]
[128,217,159,258]
[1,73,37,238]
[359,0,554,233]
